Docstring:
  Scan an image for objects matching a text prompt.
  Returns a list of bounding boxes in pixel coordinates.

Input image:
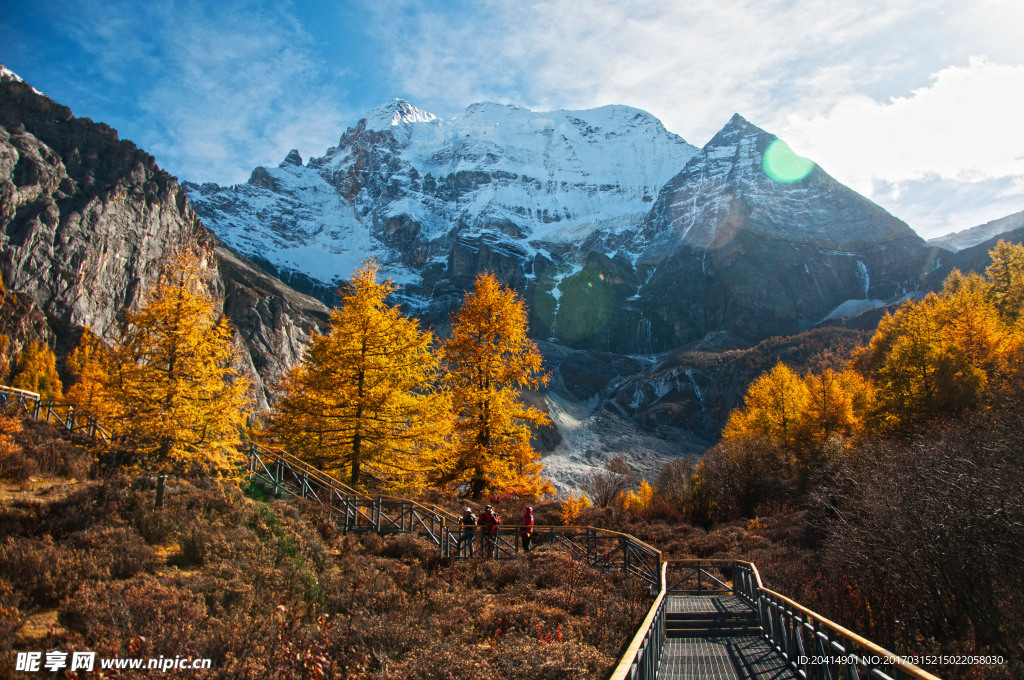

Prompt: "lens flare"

[762,139,815,184]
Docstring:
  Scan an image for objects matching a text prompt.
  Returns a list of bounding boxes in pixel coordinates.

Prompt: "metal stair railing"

[608,561,668,680]
[246,444,663,584]
[758,587,943,680]
[1,386,114,443]
[666,558,741,596]
[3,384,946,679]
[615,560,945,680]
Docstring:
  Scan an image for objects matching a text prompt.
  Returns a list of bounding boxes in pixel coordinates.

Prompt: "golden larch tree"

[985,239,1024,324]
[0,279,11,382]
[106,251,250,506]
[11,340,63,401]
[800,368,872,446]
[267,261,446,491]
[65,328,119,424]
[440,272,554,500]
[722,361,809,449]
[859,270,1008,431]
[933,270,1006,411]
[857,294,945,431]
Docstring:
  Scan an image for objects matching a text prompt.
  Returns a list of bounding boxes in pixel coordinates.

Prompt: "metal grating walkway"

[659,636,798,680]
[659,596,798,680]
[667,595,753,614]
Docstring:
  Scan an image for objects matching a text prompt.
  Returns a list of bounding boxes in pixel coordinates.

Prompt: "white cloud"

[368,0,1024,236]
[783,59,1024,187]
[369,0,954,143]
[57,0,350,184]
[781,58,1024,236]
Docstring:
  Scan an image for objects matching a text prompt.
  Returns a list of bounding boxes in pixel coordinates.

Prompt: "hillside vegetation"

[0,420,647,679]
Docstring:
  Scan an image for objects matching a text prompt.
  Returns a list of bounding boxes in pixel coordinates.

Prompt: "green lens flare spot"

[763,139,815,184]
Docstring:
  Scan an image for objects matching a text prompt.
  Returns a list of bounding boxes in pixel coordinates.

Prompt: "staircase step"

[667,626,763,638]
[667,623,761,632]
[667,612,758,620]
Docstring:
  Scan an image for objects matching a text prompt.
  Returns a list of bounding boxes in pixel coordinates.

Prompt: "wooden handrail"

[249,444,665,556]
[760,587,944,680]
[607,561,667,680]
[0,386,41,400]
[1,386,941,679]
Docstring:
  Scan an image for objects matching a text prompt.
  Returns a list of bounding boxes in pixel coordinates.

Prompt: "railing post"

[697,563,703,594]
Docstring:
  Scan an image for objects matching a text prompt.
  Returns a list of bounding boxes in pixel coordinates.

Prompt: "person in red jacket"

[520,506,535,553]
[479,505,500,558]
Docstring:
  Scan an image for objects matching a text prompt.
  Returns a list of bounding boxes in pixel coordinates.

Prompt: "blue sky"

[2,0,1023,239]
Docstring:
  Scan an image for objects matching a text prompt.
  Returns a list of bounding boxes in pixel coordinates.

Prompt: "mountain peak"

[280,149,303,167]
[363,99,437,131]
[705,113,769,148]
[0,64,43,95]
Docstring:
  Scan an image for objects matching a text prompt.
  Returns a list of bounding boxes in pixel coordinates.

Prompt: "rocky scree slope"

[0,72,327,405]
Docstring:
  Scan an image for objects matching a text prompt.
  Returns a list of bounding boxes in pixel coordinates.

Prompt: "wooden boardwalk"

[659,595,798,680]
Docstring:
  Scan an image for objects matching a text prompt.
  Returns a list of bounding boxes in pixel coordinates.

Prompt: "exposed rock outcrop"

[0,74,326,404]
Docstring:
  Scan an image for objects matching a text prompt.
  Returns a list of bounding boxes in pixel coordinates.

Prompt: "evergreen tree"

[267,261,446,491]
[440,272,553,500]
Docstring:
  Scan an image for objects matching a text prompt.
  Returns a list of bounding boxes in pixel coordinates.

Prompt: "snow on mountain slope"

[0,64,43,95]
[638,114,917,259]
[188,151,410,284]
[186,100,699,291]
[187,101,939,357]
[928,209,1024,252]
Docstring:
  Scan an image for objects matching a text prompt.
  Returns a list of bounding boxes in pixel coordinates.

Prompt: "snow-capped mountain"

[186,100,697,295]
[929,209,1024,252]
[186,100,938,353]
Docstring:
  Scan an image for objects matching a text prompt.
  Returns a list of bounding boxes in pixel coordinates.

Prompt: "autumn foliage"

[264,266,554,500]
[439,272,553,500]
[63,251,250,491]
[266,261,447,491]
[11,340,63,401]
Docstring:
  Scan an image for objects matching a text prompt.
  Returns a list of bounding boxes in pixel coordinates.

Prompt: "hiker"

[520,506,535,553]
[457,507,477,557]
[479,505,500,558]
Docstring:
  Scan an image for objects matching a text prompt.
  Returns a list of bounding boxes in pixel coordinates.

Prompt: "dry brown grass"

[0,423,647,679]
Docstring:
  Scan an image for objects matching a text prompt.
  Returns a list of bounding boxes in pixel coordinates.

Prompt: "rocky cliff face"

[0,74,326,404]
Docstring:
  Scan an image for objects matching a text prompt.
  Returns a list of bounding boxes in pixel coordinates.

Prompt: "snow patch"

[822,299,887,321]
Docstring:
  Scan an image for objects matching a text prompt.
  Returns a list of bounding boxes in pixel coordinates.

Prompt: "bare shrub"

[0,447,37,482]
[814,403,1024,671]
[583,456,637,508]
[70,526,160,579]
[380,533,436,561]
